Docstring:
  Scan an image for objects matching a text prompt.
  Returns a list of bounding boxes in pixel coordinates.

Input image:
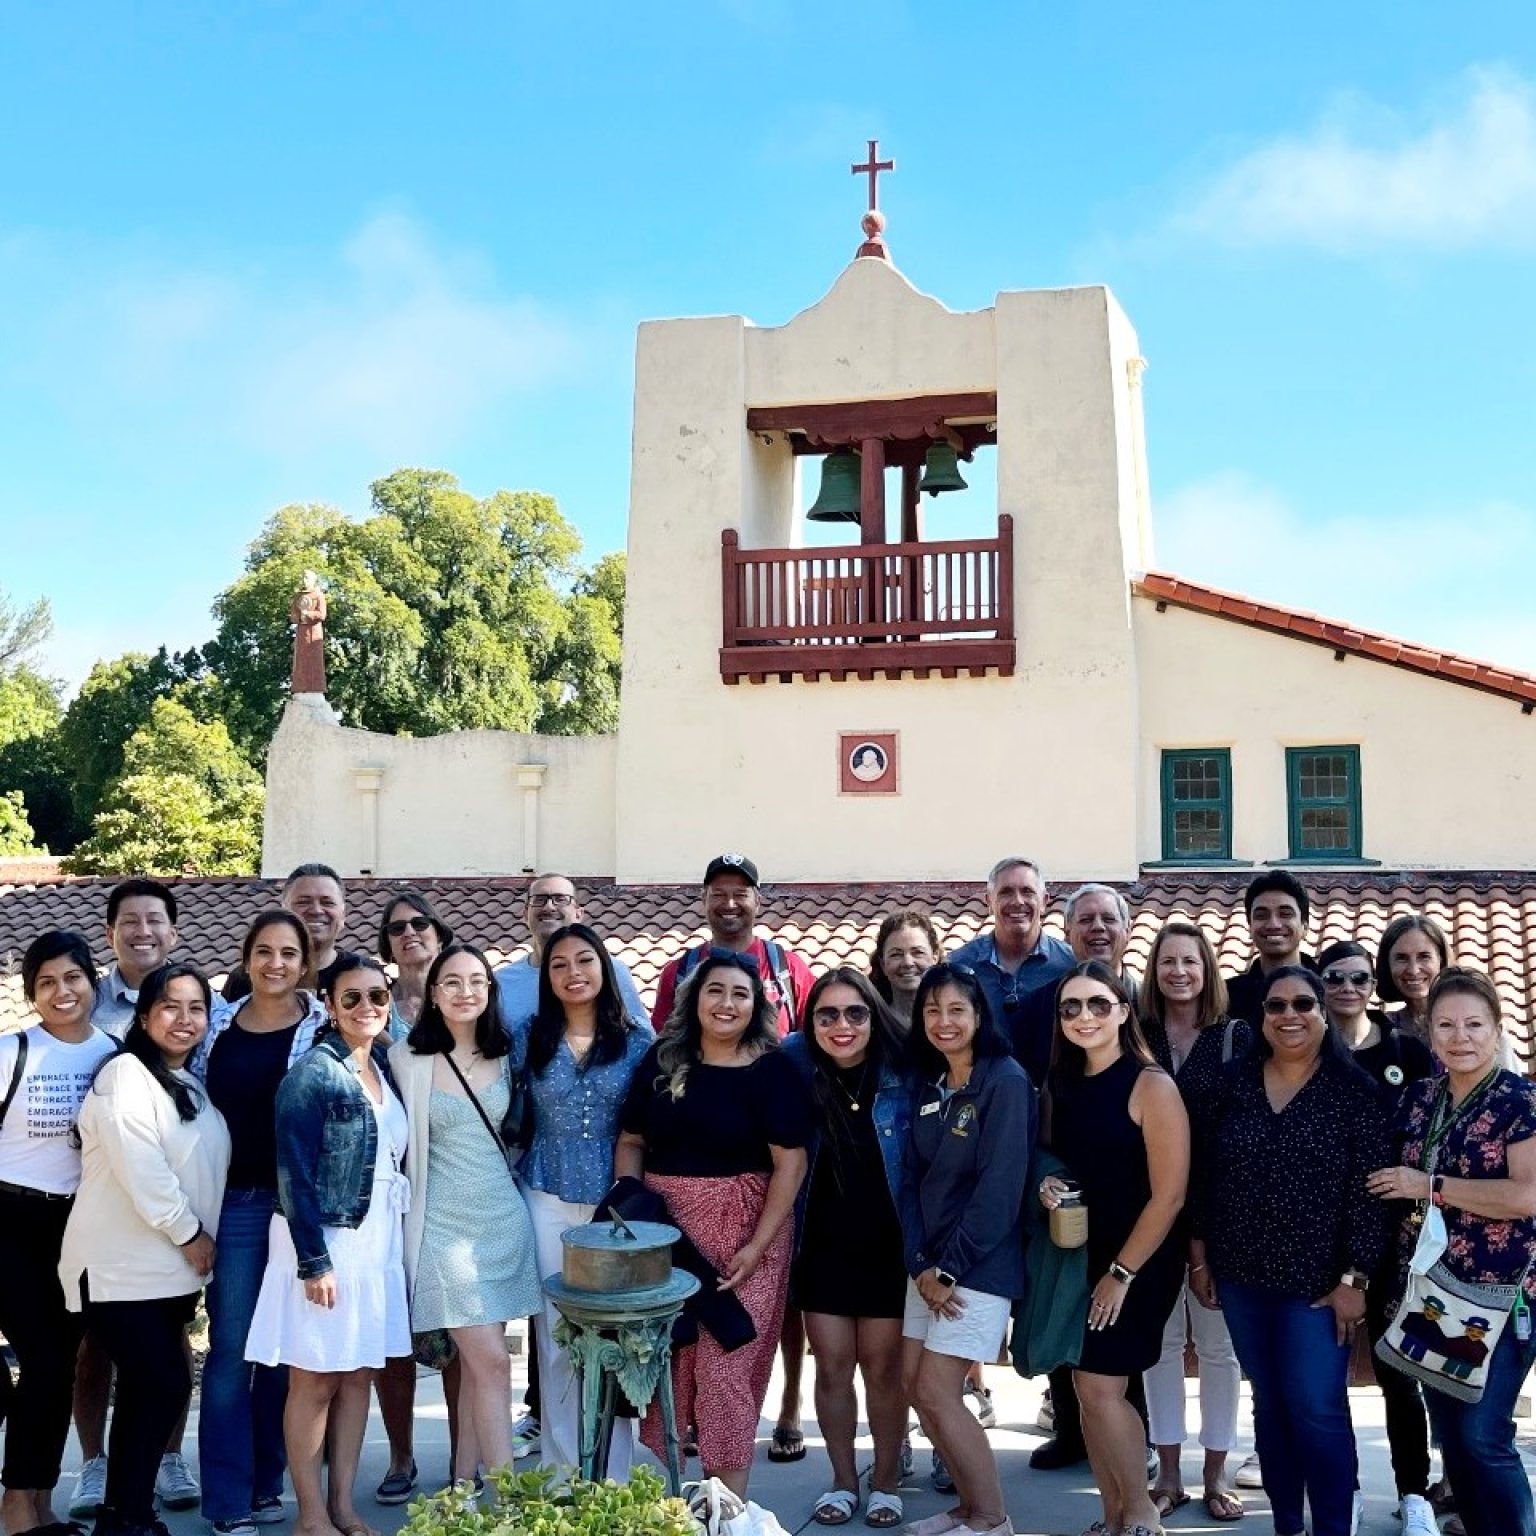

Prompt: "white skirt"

[245,1165,411,1373]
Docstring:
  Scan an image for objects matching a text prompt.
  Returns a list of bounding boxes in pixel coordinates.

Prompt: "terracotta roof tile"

[3,872,1534,1067]
[1136,572,1536,707]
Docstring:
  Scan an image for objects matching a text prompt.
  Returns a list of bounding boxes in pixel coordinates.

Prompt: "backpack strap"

[0,1031,30,1132]
[762,939,799,1030]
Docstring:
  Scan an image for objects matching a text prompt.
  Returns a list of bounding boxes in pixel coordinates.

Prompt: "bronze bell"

[807,448,862,523]
[919,441,968,496]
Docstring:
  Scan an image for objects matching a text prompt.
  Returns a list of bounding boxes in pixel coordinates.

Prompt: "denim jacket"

[781,1032,922,1272]
[273,1033,397,1280]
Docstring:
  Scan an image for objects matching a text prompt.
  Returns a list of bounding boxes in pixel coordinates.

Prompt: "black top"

[206,1019,301,1190]
[1196,1052,1390,1300]
[1351,1019,1437,1111]
[1224,953,1319,1030]
[1014,970,1141,1089]
[1142,1015,1254,1116]
[619,1043,811,1177]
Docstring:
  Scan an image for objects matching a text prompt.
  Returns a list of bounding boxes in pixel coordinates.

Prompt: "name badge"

[919,1101,941,1116]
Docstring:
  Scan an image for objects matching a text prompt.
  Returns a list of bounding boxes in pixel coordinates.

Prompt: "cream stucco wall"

[1135,600,1536,868]
[261,697,616,878]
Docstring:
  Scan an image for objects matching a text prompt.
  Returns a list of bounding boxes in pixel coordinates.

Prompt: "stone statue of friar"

[289,570,328,696]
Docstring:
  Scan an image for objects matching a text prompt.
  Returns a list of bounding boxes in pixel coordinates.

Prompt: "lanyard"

[1424,1067,1500,1161]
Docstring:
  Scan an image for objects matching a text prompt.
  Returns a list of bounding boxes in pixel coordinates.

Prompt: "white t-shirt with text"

[0,1024,120,1195]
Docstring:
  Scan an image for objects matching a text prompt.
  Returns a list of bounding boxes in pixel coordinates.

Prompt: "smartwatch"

[934,1268,958,1289]
[1340,1271,1369,1292]
[1108,1261,1137,1285]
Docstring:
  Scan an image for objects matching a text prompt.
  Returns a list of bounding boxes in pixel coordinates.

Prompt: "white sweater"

[59,1053,231,1308]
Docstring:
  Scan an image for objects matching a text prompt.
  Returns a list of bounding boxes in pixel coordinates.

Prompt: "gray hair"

[986,857,1044,893]
[1064,883,1130,928]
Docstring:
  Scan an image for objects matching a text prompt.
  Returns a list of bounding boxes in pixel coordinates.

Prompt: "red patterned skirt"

[640,1171,791,1473]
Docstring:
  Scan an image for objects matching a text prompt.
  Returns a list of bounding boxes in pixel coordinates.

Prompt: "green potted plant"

[402,1464,698,1536]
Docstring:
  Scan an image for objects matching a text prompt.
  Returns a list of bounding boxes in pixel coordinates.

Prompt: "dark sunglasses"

[1263,995,1320,1015]
[385,915,433,938]
[1322,969,1372,988]
[337,987,391,1010]
[1058,995,1121,1020]
[812,1004,871,1028]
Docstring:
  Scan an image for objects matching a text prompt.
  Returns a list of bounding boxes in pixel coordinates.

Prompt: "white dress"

[245,1082,411,1371]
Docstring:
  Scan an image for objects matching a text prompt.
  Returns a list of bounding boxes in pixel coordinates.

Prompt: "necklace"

[833,1061,873,1113]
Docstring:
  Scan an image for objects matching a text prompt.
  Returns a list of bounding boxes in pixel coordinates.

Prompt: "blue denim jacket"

[273,1033,396,1280]
[780,1032,922,1272]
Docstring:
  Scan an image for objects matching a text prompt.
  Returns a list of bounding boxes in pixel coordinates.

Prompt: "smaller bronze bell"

[919,442,968,497]
[807,448,863,523]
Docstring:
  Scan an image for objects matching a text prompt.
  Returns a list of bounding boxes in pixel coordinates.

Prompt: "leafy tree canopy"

[0,590,51,676]
[0,789,42,856]
[62,697,264,876]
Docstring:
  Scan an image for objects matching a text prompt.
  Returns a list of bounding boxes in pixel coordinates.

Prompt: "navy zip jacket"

[907,1052,1036,1299]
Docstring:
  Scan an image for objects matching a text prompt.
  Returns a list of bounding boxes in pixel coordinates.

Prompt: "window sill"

[1264,856,1382,869]
[1142,858,1255,871]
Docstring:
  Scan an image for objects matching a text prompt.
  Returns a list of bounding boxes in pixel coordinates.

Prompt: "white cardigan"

[388,1041,435,1293]
[59,1053,231,1308]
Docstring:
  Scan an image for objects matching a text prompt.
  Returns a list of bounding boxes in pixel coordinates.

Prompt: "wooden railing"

[720,515,1015,682]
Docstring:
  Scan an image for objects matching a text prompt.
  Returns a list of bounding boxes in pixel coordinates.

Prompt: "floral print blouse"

[1394,1069,1536,1303]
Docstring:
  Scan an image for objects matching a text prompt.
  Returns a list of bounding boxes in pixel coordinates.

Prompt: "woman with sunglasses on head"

[901,963,1034,1536]
[1374,916,1450,1049]
[782,968,914,1529]
[390,943,541,1488]
[245,953,409,1536]
[1191,967,1390,1536]
[58,963,229,1536]
[1136,922,1249,1525]
[615,953,810,1498]
[510,922,653,1476]
[377,893,452,1036]
[1317,941,1438,1534]
[1040,962,1189,1536]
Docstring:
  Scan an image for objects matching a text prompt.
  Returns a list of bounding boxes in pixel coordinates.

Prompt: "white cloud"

[1175,69,1536,252]
[1153,471,1536,671]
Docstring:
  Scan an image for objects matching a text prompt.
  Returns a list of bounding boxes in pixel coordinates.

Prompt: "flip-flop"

[864,1492,903,1528]
[768,1425,807,1462]
[1204,1488,1244,1522]
[813,1490,860,1525]
[1150,1490,1190,1518]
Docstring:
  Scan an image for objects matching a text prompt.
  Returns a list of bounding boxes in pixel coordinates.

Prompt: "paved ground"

[65,1341,1533,1536]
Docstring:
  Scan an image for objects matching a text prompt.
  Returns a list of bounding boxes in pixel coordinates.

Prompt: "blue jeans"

[1220,1280,1356,1536]
[1424,1324,1536,1536]
[199,1189,288,1521]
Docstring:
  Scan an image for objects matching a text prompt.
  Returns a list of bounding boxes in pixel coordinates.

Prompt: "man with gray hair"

[947,857,1074,1088]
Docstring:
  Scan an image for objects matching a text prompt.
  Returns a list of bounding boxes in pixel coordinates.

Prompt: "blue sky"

[4,1,1535,688]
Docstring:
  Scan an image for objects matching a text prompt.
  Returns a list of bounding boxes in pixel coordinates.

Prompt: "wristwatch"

[1340,1271,1369,1292]
[1431,1174,1446,1207]
[1108,1261,1137,1285]
[934,1268,957,1289]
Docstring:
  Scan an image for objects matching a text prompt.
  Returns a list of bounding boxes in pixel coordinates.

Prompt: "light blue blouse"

[512,1019,654,1205]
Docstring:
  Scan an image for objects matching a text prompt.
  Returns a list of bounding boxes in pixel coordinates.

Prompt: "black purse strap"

[0,1031,29,1132]
[442,1052,513,1172]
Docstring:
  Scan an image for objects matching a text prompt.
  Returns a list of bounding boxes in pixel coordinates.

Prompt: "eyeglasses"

[385,915,433,938]
[1322,969,1372,988]
[1058,996,1121,1020]
[812,1004,871,1028]
[1263,995,1320,1015]
[337,988,391,1010]
[528,892,576,909]
[436,976,490,994]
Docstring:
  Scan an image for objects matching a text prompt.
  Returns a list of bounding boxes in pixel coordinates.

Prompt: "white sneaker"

[1400,1494,1437,1536]
[69,1457,108,1519]
[156,1452,201,1510]
[511,1411,540,1459]
[1234,1452,1263,1489]
[963,1383,997,1429]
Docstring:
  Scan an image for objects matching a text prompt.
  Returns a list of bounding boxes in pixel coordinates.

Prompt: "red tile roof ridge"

[1134,572,1536,706]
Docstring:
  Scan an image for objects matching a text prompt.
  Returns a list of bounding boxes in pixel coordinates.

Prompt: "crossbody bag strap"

[442,1052,513,1171]
[0,1031,29,1132]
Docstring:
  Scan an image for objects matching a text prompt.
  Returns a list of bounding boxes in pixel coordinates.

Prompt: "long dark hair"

[1254,964,1357,1071]
[116,963,212,1123]
[406,943,510,1058]
[1048,961,1158,1085]
[529,923,634,1074]
[654,952,778,1100]
[906,963,1011,1077]
[802,967,905,1108]
[867,910,943,1004]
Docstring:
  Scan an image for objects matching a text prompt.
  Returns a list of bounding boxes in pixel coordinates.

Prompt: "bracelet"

[179,1223,204,1247]
[1189,1263,1208,1274]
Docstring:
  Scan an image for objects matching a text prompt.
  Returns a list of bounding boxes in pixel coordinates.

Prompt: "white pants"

[525,1186,635,1478]
[1142,1275,1240,1452]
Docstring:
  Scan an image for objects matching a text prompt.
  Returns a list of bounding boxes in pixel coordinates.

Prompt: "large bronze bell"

[919,441,968,496]
[807,448,862,523]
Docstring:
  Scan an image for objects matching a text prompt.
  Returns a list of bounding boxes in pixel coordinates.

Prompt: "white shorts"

[901,1278,1011,1361]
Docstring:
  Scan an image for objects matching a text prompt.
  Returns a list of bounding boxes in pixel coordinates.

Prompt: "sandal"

[1204,1487,1244,1522]
[1150,1490,1190,1518]
[864,1492,903,1528]
[768,1425,807,1462]
[813,1490,860,1525]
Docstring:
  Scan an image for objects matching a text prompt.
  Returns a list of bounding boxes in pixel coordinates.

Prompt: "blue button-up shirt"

[93,967,139,1041]
[494,953,648,1034]
[509,1019,655,1205]
[946,929,1075,1086]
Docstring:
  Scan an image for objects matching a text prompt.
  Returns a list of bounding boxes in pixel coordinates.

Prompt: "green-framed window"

[1286,745,1362,859]
[1160,749,1232,861]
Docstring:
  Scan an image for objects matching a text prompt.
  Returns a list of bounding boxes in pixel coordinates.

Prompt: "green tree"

[63,697,264,876]
[0,789,41,855]
[0,597,69,852]
[206,469,601,753]
[0,590,51,675]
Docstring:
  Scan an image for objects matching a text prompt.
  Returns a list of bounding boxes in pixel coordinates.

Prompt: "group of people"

[0,857,1532,1536]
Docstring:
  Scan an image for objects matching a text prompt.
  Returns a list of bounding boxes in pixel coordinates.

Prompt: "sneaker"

[1400,1495,1437,1536]
[155,1454,201,1512]
[511,1411,540,1459]
[962,1383,997,1429]
[250,1497,285,1525]
[210,1520,258,1536]
[929,1450,956,1494]
[1234,1452,1263,1489]
[71,1458,109,1519]
[898,1435,915,1480]
[1035,1388,1054,1434]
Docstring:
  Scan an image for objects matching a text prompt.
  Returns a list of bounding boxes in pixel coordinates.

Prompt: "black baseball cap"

[703,853,760,887]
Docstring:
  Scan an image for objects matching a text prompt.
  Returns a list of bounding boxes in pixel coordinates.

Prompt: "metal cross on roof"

[851,139,894,210]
